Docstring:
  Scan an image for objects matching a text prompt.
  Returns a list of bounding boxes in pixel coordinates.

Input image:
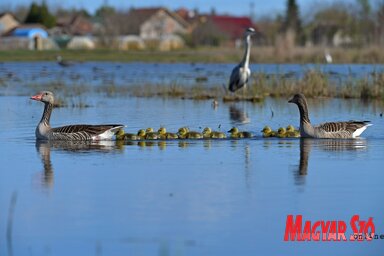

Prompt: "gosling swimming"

[178,127,203,139]
[116,129,141,141]
[277,127,287,138]
[158,127,179,139]
[286,125,300,138]
[261,126,276,137]
[228,127,253,138]
[202,127,226,139]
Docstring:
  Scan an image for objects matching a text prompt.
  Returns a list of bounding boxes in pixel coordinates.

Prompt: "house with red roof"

[175,8,260,46]
[210,15,256,41]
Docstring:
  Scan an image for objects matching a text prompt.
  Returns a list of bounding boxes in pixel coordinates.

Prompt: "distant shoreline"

[1,46,384,63]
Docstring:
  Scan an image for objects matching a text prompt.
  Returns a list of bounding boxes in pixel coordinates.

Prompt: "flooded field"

[0,62,383,255]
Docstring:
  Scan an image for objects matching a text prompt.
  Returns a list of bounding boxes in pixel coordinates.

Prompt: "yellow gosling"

[187,131,203,139]
[158,127,179,139]
[228,127,253,138]
[116,129,140,140]
[202,127,226,139]
[116,129,125,140]
[228,127,243,138]
[178,127,202,139]
[277,127,287,138]
[177,127,188,139]
[286,125,300,138]
[124,133,141,140]
[137,129,146,139]
[145,127,159,140]
[261,126,276,137]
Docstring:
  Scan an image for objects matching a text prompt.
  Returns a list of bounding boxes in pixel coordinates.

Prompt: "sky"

[1,0,373,17]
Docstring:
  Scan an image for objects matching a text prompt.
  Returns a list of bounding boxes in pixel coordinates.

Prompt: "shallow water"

[0,65,384,255]
[1,62,384,90]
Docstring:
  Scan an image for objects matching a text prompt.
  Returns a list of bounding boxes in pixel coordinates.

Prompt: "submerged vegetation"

[2,64,384,106]
[96,70,384,101]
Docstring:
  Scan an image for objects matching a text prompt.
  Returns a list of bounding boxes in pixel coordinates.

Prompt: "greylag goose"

[228,27,257,92]
[288,93,371,138]
[31,91,124,140]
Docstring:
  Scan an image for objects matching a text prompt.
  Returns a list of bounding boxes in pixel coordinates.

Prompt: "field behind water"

[1,46,384,63]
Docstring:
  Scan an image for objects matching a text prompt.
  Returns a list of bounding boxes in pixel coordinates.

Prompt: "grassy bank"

[1,46,384,63]
[24,70,384,108]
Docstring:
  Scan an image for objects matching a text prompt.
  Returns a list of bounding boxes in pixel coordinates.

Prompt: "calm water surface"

[0,63,383,255]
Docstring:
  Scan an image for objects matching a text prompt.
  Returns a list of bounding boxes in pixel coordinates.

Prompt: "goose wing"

[51,124,124,140]
[315,121,370,138]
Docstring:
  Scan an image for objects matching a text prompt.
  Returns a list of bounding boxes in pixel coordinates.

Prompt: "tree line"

[2,0,384,47]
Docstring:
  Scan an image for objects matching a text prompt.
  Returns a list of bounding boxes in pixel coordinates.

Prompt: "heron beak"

[30,93,43,101]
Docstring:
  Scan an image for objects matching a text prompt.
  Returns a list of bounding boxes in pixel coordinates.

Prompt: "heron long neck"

[298,100,311,125]
[241,35,251,69]
[41,102,53,126]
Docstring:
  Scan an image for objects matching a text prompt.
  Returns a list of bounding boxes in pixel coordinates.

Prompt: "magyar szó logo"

[284,214,381,241]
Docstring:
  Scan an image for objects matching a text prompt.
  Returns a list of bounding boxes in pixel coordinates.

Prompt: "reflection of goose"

[36,141,54,188]
[296,138,367,179]
[229,105,250,124]
[31,91,124,140]
[35,140,119,188]
[288,93,371,138]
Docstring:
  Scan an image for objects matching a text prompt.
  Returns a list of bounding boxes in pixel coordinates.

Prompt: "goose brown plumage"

[31,91,124,141]
[288,93,371,139]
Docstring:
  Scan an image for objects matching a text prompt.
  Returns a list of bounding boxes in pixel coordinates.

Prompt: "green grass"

[2,46,384,63]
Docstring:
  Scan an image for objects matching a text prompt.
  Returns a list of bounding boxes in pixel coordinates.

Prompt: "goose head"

[288,93,306,106]
[31,91,54,104]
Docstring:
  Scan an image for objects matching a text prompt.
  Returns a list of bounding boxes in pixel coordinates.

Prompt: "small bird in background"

[228,27,257,93]
[324,49,333,64]
[56,55,75,67]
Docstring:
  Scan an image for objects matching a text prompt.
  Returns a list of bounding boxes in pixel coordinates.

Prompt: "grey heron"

[228,27,257,92]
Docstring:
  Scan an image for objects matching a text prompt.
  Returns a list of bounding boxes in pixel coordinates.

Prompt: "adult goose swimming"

[288,93,371,139]
[31,91,124,140]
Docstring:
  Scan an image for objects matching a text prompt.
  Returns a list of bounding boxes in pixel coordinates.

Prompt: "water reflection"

[295,138,367,185]
[229,105,250,124]
[35,140,120,188]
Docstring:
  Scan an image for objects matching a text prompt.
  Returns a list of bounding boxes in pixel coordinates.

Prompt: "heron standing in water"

[228,27,257,93]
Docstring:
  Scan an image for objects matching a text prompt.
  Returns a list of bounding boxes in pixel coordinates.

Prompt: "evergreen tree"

[24,1,56,28]
[95,5,116,18]
[25,3,40,23]
[283,0,304,45]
